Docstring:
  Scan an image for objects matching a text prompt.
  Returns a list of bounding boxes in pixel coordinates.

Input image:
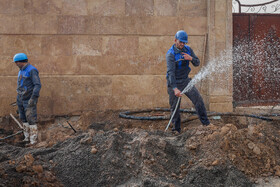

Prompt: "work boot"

[22,122,30,142]
[172,128,181,135]
[29,124,38,145]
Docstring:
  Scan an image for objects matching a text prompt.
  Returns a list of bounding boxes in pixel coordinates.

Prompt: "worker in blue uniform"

[13,53,41,145]
[166,30,211,134]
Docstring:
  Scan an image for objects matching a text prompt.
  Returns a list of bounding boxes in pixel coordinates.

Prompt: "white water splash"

[182,49,233,94]
[181,32,280,103]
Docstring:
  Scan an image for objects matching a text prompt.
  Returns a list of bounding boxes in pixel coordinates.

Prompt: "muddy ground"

[0,110,280,186]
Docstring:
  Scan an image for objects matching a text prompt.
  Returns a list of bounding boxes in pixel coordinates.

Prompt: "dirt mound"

[220,122,280,177]
[0,110,279,186]
[0,129,252,186]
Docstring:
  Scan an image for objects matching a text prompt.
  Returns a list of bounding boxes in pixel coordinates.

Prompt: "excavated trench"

[0,110,280,186]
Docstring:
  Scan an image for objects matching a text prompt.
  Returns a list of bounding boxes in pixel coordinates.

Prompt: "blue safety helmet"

[175,30,188,43]
[13,53,28,62]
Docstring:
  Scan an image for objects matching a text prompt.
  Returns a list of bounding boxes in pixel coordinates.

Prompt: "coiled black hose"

[119,108,279,122]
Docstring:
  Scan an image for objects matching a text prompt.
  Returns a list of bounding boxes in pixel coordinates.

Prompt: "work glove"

[28,98,37,107]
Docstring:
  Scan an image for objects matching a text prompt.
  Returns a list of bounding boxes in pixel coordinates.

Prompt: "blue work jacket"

[166,44,200,89]
[17,63,41,100]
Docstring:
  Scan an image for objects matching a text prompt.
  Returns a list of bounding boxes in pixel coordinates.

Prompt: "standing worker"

[13,53,41,145]
[166,30,211,134]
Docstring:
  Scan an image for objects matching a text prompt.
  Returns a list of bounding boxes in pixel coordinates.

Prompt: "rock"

[248,125,255,135]
[248,142,255,150]
[157,139,166,149]
[91,146,98,154]
[180,164,186,170]
[229,154,236,161]
[80,136,92,144]
[36,142,48,147]
[207,132,219,140]
[24,154,34,167]
[220,126,230,136]
[32,165,43,173]
[113,128,119,132]
[44,171,56,182]
[212,160,219,166]
[88,129,96,136]
[16,165,27,172]
[225,124,237,131]
[187,144,197,150]
[253,146,261,155]
[274,166,280,176]
[9,160,16,165]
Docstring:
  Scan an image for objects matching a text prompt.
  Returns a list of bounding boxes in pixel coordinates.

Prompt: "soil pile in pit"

[0,111,279,186]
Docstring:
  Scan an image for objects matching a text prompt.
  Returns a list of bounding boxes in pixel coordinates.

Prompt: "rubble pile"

[0,111,279,186]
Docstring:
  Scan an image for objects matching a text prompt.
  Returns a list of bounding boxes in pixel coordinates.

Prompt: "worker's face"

[175,39,185,50]
[15,62,26,69]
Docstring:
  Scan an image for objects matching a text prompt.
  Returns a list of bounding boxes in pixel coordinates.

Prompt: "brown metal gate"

[233,14,280,107]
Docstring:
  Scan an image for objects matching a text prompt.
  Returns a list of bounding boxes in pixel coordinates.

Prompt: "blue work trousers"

[17,97,38,125]
[167,78,210,132]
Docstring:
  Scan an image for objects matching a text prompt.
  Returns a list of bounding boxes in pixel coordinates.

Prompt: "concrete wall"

[0,0,232,117]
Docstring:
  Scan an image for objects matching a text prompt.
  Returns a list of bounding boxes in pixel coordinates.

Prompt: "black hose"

[119,109,169,120]
[119,108,203,120]
[119,108,278,121]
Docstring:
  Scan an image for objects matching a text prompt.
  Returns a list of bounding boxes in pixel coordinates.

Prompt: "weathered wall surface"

[0,0,232,117]
[206,0,233,112]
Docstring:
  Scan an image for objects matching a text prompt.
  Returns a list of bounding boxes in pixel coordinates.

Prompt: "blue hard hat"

[175,30,188,43]
[13,53,28,62]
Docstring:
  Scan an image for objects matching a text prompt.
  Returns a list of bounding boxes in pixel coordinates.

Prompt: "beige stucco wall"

[0,0,232,117]
[207,0,233,112]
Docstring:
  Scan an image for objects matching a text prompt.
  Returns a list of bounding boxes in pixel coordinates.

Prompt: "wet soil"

[0,110,280,186]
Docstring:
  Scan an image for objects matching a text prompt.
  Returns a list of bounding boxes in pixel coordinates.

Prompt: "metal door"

[233,14,280,106]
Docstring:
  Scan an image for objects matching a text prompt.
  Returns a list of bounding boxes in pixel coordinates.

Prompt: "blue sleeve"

[166,52,177,89]
[30,69,41,98]
[189,47,200,67]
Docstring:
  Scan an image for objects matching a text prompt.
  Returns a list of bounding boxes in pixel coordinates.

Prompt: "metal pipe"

[165,97,181,131]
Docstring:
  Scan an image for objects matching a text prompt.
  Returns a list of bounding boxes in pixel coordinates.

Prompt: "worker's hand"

[28,98,37,107]
[182,52,193,61]
[173,88,182,97]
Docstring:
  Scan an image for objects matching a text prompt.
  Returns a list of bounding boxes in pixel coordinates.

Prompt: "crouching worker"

[13,53,41,145]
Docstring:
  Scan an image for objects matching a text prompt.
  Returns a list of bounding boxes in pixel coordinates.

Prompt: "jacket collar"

[173,44,187,54]
[21,63,30,70]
